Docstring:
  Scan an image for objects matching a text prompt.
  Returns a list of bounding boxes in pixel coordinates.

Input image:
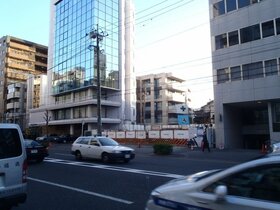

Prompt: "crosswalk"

[44,157,185,179]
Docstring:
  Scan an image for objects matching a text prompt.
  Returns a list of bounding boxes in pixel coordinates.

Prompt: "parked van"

[0,124,27,209]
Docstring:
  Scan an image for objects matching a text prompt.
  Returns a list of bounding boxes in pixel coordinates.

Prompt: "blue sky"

[0,0,213,108]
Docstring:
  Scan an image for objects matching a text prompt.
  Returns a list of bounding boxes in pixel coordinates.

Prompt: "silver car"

[71,136,135,163]
[146,156,280,210]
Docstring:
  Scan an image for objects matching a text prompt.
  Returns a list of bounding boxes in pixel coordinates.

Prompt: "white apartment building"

[136,73,189,128]
[209,0,280,149]
[29,0,136,136]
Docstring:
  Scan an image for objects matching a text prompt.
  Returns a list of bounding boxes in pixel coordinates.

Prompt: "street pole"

[88,25,108,136]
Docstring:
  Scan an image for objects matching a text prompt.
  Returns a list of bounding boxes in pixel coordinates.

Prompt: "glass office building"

[52,0,119,94]
[28,0,136,136]
[53,0,120,93]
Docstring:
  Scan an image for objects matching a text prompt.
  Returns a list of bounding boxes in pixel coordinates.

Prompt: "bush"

[153,143,173,155]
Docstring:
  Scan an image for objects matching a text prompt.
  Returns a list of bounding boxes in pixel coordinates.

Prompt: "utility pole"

[88,25,108,136]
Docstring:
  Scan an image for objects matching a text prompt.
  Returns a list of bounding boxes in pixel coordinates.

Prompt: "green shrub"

[153,143,173,155]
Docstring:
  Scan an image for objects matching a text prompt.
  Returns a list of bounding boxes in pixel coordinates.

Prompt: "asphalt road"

[14,144,260,210]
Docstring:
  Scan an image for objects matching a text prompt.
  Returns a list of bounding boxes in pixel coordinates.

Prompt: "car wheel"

[75,151,82,160]
[102,153,110,163]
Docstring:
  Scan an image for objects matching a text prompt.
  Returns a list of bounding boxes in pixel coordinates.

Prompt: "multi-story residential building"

[193,100,214,125]
[136,73,189,128]
[0,36,48,128]
[29,0,136,136]
[209,0,280,149]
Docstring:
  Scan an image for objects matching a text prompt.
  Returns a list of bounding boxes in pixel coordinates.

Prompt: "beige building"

[0,36,48,128]
[136,73,190,127]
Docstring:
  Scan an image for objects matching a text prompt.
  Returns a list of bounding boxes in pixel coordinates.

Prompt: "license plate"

[31,149,38,154]
[125,154,130,158]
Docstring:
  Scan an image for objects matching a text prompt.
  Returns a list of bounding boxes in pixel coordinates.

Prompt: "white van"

[0,124,27,209]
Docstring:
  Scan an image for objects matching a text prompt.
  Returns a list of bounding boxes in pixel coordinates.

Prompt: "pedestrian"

[202,131,210,152]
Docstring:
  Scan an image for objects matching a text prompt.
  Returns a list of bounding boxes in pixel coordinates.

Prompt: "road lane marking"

[28,177,133,205]
[44,158,184,179]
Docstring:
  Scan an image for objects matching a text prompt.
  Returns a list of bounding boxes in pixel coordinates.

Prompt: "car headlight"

[112,150,121,153]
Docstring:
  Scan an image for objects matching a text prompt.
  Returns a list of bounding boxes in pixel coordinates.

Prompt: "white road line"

[28,177,133,205]
[44,158,184,179]
[54,153,73,157]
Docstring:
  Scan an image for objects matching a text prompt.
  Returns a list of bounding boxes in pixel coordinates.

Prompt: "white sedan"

[146,155,280,210]
[71,136,135,163]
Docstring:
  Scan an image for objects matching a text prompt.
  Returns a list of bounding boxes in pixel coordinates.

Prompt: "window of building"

[215,33,227,50]
[240,24,260,43]
[213,0,225,17]
[262,20,275,38]
[230,66,241,81]
[272,103,280,132]
[276,18,280,35]
[226,0,237,12]
[229,30,239,46]
[217,68,229,84]
[238,0,250,9]
[264,59,278,76]
[242,61,263,80]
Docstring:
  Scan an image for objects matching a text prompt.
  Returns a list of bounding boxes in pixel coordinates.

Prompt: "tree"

[43,110,51,137]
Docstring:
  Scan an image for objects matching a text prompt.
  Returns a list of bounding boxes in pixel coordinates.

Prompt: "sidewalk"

[128,144,263,163]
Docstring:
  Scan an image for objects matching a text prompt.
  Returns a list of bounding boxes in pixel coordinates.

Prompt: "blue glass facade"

[53,0,120,94]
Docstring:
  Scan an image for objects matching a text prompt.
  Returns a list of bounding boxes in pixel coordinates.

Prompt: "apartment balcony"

[48,98,121,111]
[6,71,28,80]
[9,42,35,52]
[35,52,48,58]
[165,83,185,92]
[35,61,47,67]
[7,92,20,100]
[166,93,185,102]
[7,102,20,110]
[7,49,35,61]
[7,61,34,71]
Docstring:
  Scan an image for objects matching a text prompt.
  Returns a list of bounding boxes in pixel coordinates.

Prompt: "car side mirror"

[214,185,227,202]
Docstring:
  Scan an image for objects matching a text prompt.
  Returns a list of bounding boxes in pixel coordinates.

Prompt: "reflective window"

[242,62,263,80]
[262,20,275,38]
[215,33,227,50]
[230,66,241,81]
[240,24,260,43]
[238,0,250,9]
[203,164,280,203]
[265,59,278,76]
[53,0,120,94]
[226,0,237,12]
[213,0,225,17]
[276,18,280,35]
[217,68,229,84]
[228,30,239,46]
[0,128,22,159]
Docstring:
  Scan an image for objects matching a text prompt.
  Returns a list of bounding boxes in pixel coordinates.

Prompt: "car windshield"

[25,140,41,147]
[99,137,119,146]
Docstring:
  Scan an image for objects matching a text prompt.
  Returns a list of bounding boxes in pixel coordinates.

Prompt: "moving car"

[71,136,135,163]
[0,123,27,210]
[146,155,280,210]
[24,139,49,163]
